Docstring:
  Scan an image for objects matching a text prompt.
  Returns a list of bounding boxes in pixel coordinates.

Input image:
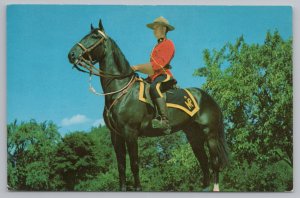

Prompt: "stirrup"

[152,116,166,128]
[151,117,171,134]
[162,127,171,135]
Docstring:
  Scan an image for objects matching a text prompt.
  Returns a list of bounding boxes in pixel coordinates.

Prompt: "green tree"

[7,120,61,190]
[194,30,292,191]
[74,126,119,191]
[137,132,204,191]
[54,131,100,190]
[88,126,115,173]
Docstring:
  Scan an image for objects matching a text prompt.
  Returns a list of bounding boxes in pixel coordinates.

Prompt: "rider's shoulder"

[164,39,175,47]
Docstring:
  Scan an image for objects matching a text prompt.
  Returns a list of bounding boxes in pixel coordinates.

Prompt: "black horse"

[68,20,228,192]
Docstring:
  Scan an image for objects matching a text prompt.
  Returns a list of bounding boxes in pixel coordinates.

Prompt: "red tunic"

[149,38,175,82]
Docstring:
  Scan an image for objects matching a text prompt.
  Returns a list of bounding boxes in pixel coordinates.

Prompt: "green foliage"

[7,119,292,191]
[161,143,202,191]
[194,30,293,191]
[221,159,293,192]
[54,131,101,190]
[137,132,197,191]
[88,126,115,173]
[74,168,119,191]
[7,119,61,190]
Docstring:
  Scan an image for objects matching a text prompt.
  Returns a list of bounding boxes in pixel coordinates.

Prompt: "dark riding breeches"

[149,74,173,99]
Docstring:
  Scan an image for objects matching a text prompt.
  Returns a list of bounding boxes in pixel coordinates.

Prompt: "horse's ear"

[91,24,95,31]
[99,19,105,32]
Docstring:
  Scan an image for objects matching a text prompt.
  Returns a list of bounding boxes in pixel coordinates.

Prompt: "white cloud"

[92,118,105,127]
[61,114,90,126]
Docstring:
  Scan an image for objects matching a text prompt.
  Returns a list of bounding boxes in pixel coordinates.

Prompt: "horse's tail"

[216,112,229,170]
[192,87,229,170]
[198,88,229,170]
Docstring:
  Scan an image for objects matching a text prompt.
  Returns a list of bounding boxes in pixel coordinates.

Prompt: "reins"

[88,74,136,96]
[75,57,134,79]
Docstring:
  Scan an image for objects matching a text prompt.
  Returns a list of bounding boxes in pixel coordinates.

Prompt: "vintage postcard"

[7,5,292,192]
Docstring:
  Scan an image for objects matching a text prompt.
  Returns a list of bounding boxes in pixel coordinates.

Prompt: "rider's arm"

[131,63,154,75]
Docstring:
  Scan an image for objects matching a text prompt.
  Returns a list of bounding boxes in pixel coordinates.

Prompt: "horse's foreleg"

[111,133,127,191]
[126,137,142,191]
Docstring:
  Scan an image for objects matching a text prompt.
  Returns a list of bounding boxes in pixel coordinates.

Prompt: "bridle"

[73,29,134,79]
[73,29,135,96]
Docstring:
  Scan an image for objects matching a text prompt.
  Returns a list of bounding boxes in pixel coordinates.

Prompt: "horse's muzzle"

[68,51,78,64]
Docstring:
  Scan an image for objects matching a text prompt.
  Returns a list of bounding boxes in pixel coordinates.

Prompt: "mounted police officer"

[132,16,176,134]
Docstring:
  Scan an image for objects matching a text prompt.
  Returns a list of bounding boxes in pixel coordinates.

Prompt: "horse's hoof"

[202,186,210,192]
[120,186,126,192]
[135,186,142,191]
[213,183,220,192]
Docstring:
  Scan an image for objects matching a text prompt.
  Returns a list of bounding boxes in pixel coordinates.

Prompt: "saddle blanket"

[137,79,200,117]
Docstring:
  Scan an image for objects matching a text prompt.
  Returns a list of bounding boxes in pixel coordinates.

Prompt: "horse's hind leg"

[207,135,221,191]
[184,126,210,191]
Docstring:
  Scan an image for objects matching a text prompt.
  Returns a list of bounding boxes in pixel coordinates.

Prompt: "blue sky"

[7,5,292,135]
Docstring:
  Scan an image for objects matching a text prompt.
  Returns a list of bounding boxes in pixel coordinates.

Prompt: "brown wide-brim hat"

[146,16,175,31]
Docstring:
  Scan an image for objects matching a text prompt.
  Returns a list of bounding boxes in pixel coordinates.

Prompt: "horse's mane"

[104,37,130,73]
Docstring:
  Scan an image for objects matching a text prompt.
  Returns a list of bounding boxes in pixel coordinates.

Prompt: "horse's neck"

[99,38,132,99]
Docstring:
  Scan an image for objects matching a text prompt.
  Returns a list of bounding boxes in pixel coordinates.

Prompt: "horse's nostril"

[68,52,76,63]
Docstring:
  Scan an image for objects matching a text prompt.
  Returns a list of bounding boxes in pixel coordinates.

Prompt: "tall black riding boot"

[152,98,171,134]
